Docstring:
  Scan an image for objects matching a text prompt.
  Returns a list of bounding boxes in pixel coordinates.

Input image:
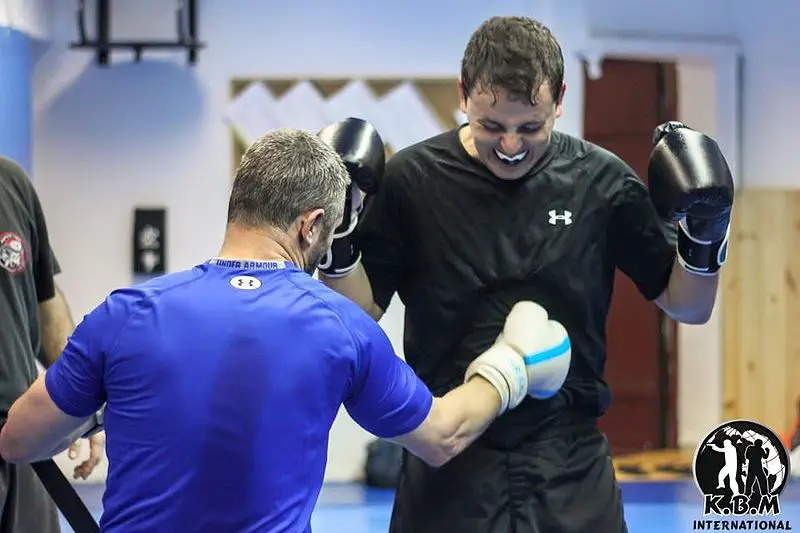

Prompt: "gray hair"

[227,128,349,235]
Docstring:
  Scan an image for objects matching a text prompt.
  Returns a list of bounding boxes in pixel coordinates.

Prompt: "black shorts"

[388,416,628,533]
[0,460,60,533]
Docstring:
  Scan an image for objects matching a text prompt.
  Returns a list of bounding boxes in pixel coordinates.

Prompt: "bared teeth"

[495,149,527,163]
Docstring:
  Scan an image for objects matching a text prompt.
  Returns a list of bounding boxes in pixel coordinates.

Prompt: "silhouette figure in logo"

[707,437,741,495]
[744,438,769,496]
[733,436,750,491]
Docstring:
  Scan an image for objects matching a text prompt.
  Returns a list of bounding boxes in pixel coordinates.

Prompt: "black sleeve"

[51,250,62,276]
[609,174,677,301]
[355,156,410,311]
[29,184,58,302]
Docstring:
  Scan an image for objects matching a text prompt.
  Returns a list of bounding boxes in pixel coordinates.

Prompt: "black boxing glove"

[317,117,385,277]
[648,121,735,276]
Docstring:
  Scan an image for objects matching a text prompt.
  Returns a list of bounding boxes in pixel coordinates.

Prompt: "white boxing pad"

[501,302,572,399]
[464,342,528,414]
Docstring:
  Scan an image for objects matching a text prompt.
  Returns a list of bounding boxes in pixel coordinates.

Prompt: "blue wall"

[0,27,31,173]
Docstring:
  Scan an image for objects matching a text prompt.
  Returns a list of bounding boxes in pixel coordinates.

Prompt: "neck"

[217,223,304,270]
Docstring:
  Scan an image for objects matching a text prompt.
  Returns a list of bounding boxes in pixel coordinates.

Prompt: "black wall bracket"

[69,0,206,67]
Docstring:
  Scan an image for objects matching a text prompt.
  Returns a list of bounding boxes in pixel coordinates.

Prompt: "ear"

[299,208,325,247]
[458,79,468,114]
[554,82,567,119]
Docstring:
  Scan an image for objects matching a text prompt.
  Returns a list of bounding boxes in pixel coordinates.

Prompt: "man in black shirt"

[0,157,103,532]
[319,16,734,533]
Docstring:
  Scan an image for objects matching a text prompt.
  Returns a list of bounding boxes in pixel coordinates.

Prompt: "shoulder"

[286,272,388,349]
[0,157,31,187]
[129,267,205,298]
[551,131,646,198]
[389,130,454,164]
[553,131,636,176]
[104,267,205,314]
[386,130,458,180]
[0,157,36,211]
[78,284,151,340]
[88,266,247,340]
[376,129,469,211]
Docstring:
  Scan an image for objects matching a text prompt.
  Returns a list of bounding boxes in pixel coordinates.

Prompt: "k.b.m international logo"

[692,419,792,531]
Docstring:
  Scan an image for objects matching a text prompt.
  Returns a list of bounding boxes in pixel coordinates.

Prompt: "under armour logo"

[548,210,573,225]
[230,275,262,290]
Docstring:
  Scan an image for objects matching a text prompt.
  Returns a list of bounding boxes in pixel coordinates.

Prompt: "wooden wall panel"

[723,189,800,436]
[584,59,679,453]
[228,78,461,173]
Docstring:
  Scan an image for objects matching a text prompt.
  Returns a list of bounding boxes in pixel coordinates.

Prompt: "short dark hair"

[460,16,564,105]
[227,128,349,234]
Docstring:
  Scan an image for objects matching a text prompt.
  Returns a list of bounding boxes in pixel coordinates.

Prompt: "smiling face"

[459,80,565,180]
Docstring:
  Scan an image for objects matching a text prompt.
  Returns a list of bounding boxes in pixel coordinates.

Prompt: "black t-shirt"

[0,156,60,415]
[355,128,677,443]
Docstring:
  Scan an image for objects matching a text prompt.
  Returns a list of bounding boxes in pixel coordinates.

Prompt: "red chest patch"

[0,232,29,274]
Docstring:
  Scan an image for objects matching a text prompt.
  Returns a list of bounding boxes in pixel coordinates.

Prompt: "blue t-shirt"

[44,259,433,533]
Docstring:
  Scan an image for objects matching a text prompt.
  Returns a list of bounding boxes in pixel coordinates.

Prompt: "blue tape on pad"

[523,337,571,366]
[529,388,559,397]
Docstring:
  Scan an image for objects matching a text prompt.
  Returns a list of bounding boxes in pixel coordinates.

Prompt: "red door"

[582,59,679,455]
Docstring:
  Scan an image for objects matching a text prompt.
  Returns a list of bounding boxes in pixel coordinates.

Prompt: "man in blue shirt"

[0,122,570,532]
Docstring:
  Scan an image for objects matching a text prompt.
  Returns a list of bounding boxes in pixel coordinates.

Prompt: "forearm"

[2,417,92,463]
[8,433,73,463]
[0,375,88,463]
[656,258,720,324]
[320,263,384,321]
[391,376,501,467]
[32,412,103,462]
[38,286,75,367]
[435,376,502,452]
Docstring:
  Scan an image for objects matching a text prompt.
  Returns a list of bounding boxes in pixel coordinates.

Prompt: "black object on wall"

[133,208,167,276]
[70,0,206,66]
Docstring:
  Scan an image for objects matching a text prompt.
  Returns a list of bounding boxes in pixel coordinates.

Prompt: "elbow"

[659,297,713,325]
[424,456,450,469]
[0,429,32,464]
[0,421,62,465]
[423,422,467,468]
[432,438,461,467]
[1,450,28,465]
[672,304,713,325]
[421,442,459,469]
[682,310,712,325]
[422,410,462,468]
[395,400,469,468]
[407,427,462,469]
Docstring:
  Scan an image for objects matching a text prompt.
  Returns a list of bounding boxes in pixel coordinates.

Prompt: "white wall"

[731,2,800,189]
[28,0,799,482]
[0,0,53,40]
